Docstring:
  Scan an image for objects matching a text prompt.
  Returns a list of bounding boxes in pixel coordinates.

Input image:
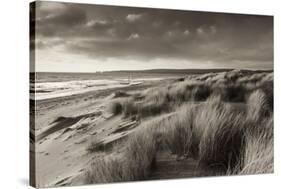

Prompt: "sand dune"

[34,81,152,187]
[33,71,273,187]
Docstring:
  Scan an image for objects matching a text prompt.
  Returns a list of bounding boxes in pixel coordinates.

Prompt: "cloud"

[37,1,67,12]
[35,2,87,37]
[183,29,190,35]
[128,33,140,40]
[166,31,174,37]
[34,1,273,70]
[210,25,217,34]
[126,14,142,22]
[196,25,217,36]
[35,37,66,49]
[86,20,109,27]
[84,20,113,36]
[197,27,204,35]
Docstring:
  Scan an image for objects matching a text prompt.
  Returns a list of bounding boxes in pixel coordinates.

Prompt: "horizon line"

[31,68,273,74]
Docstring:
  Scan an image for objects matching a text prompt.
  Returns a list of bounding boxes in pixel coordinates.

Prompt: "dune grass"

[86,71,273,184]
[238,89,273,175]
[86,140,106,153]
[108,100,123,115]
[240,117,273,174]
[85,121,159,183]
[107,70,273,119]
[164,106,195,156]
[196,98,245,171]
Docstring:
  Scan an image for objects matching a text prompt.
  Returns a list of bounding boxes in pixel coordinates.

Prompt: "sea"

[30,72,179,101]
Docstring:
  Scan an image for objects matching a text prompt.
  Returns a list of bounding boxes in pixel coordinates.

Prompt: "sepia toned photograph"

[30,1,273,188]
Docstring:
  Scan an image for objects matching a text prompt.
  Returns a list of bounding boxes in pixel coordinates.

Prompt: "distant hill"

[33,69,273,75]
[104,68,272,75]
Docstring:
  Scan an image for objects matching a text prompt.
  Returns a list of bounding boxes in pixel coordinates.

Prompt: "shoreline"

[34,79,168,105]
[32,78,169,101]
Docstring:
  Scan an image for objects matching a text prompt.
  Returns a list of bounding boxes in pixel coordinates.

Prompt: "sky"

[31,1,273,72]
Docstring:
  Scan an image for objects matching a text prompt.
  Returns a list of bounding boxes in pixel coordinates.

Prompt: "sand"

[33,80,161,187]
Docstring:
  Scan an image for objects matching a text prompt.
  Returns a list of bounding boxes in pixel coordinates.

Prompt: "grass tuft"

[86,71,273,184]
[108,101,123,115]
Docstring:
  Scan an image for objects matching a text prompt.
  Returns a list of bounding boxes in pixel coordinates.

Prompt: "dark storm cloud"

[36,2,87,36]
[34,1,273,68]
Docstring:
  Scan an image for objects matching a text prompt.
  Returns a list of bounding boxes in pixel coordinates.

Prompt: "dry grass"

[107,70,273,119]
[247,89,271,122]
[85,157,125,183]
[86,71,273,184]
[164,106,195,156]
[86,139,108,153]
[240,116,273,174]
[113,90,130,98]
[108,100,123,115]
[238,89,273,174]
[197,98,245,171]
[85,121,159,183]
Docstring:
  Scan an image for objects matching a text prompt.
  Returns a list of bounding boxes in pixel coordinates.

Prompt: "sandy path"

[148,151,218,180]
[149,151,201,180]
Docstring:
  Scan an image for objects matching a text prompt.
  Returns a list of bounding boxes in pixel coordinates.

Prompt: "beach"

[32,70,273,187]
[32,72,170,187]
